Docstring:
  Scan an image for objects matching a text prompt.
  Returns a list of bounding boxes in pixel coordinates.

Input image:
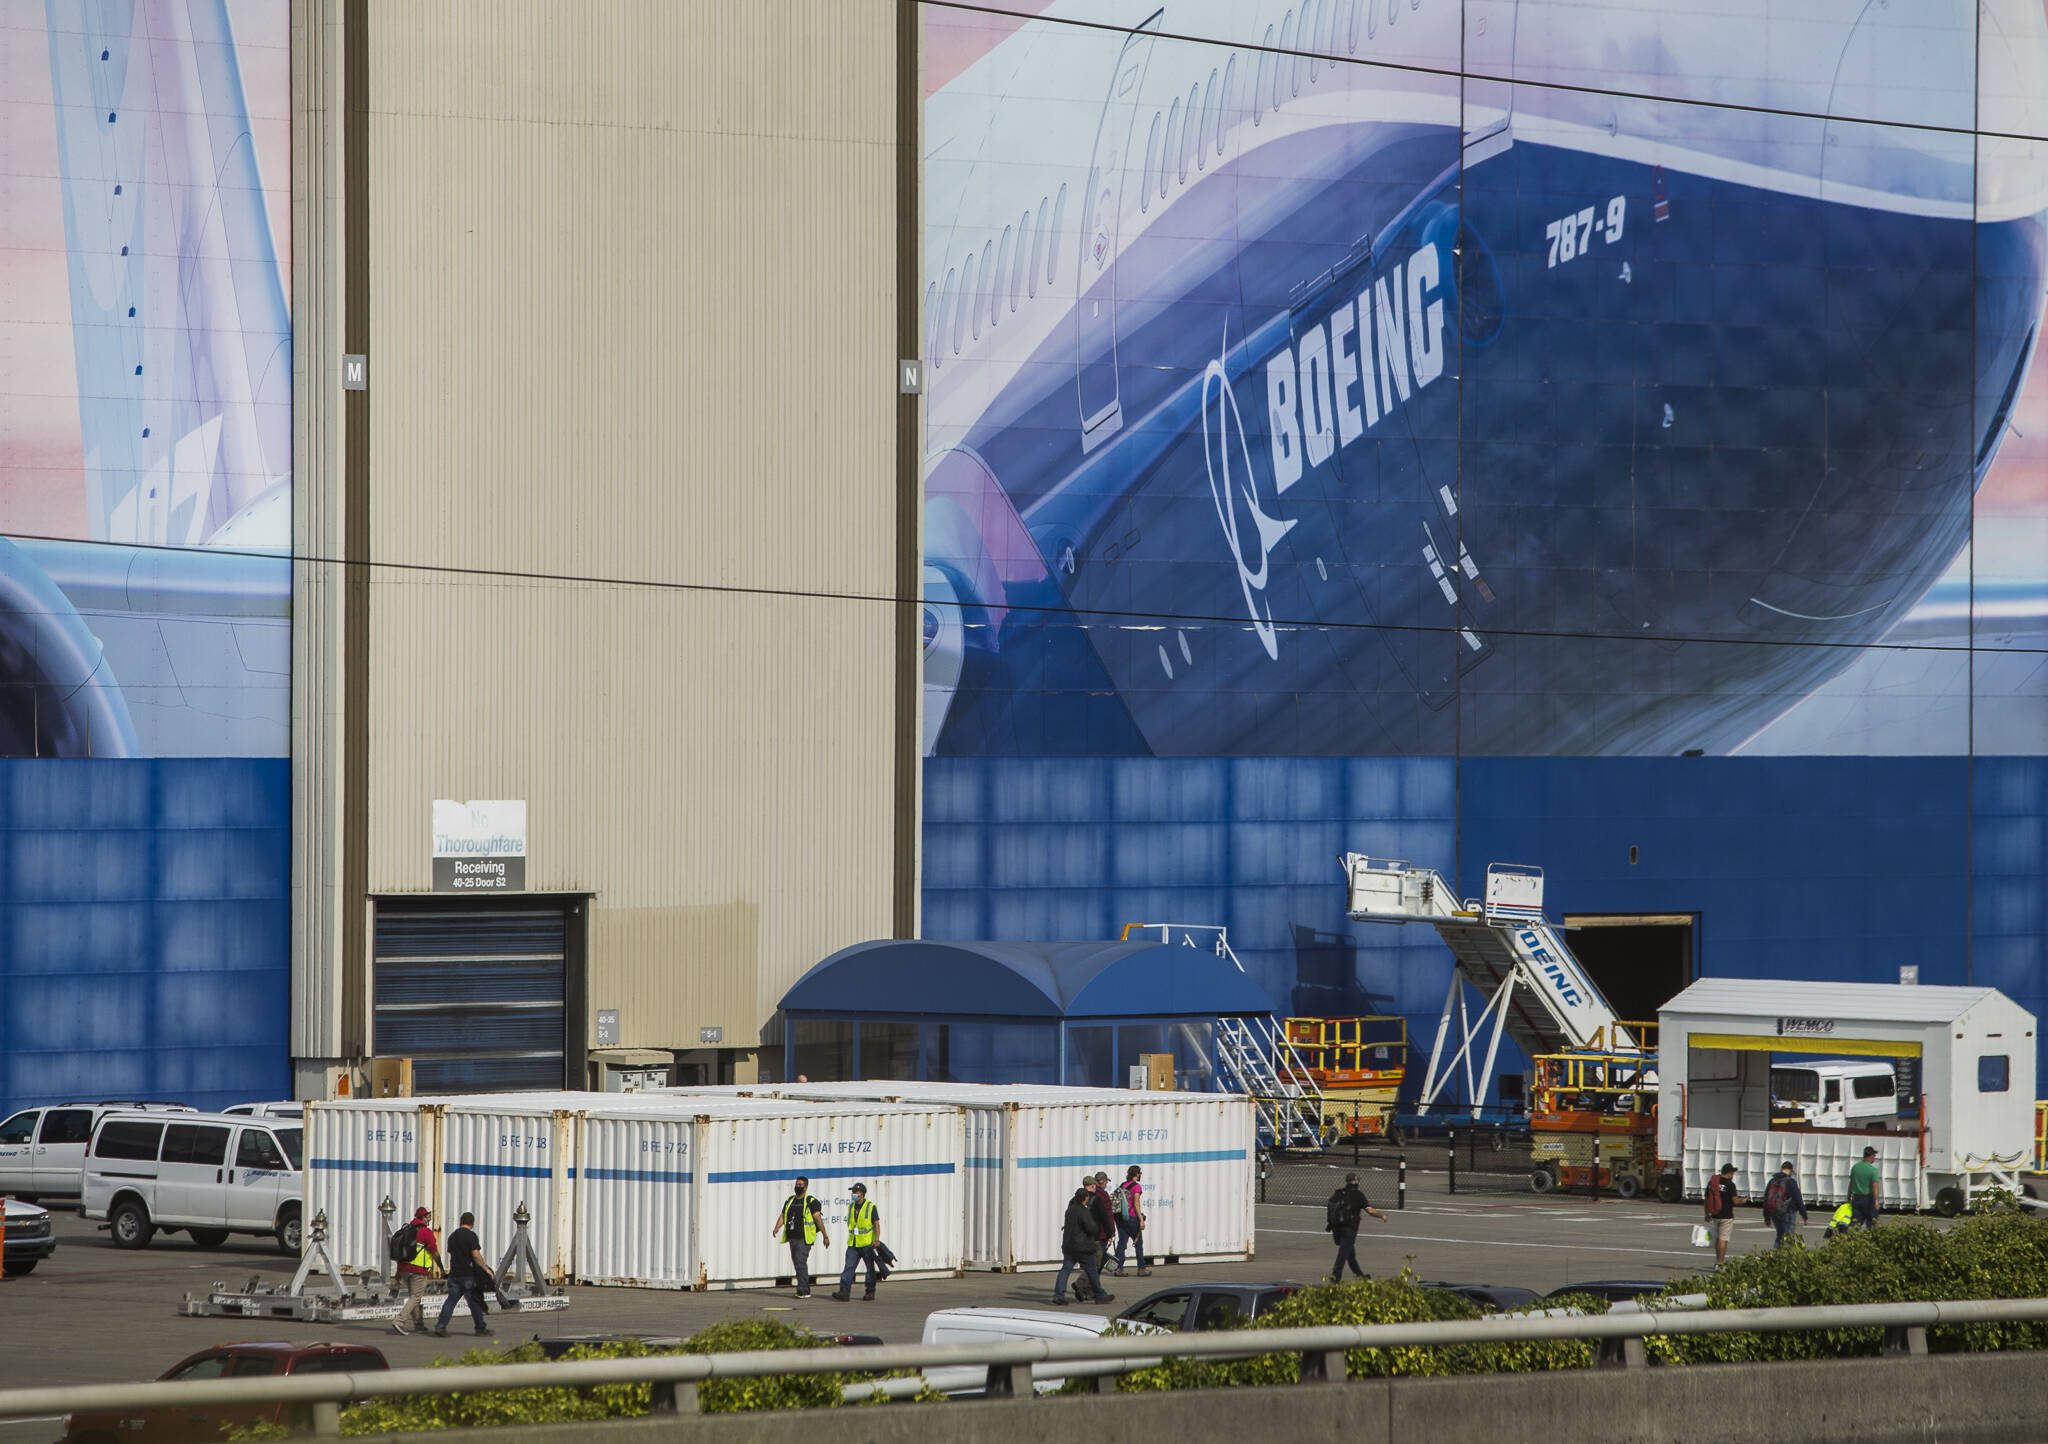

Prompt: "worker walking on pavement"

[1703,1163,1741,1266]
[772,1176,829,1298]
[1325,1171,1386,1281]
[390,1205,439,1335]
[1848,1146,1882,1228]
[1052,1186,1114,1306]
[1761,1162,1809,1249]
[831,1182,882,1301]
[434,1210,495,1337]
[1110,1165,1151,1276]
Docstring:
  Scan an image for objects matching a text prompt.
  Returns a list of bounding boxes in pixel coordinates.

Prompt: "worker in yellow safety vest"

[772,1176,829,1298]
[831,1182,884,1301]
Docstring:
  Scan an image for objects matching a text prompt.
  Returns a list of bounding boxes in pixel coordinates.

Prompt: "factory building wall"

[287,0,915,1081]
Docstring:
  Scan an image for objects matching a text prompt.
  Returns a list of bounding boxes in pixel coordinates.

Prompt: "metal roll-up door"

[373,902,568,1092]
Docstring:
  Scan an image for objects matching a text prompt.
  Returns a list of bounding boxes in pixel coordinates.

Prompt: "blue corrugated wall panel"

[927,756,2048,1097]
[0,759,290,1116]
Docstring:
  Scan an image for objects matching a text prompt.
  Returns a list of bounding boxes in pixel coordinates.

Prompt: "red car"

[62,1341,388,1443]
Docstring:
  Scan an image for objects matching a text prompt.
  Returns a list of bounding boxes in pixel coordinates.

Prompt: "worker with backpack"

[1761,1161,1809,1248]
[1109,1165,1150,1276]
[1324,1171,1386,1281]
[388,1205,440,1335]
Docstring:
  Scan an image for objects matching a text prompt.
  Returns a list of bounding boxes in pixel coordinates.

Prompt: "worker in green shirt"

[1848,1145,1882,1228]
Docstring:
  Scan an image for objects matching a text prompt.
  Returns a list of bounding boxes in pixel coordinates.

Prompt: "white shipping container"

[1002,1090,1256,1269]
[305,1100,441,1273]
[573,1109,697,1288]
[692,1101,966,1290]
[661,1082,1257,1271]
[440,1105,576,1284]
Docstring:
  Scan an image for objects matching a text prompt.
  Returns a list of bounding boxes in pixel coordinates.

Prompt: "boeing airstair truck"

[1345,853,2042,1211]
[1342,855,1640,1120]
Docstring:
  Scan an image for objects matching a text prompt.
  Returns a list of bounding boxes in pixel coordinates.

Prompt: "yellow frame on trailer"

[1685,1032,1922,1059]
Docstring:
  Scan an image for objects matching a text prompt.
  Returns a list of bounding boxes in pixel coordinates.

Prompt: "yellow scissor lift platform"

[1285,1016,1408,1139]
[1528,1043,1659,1197]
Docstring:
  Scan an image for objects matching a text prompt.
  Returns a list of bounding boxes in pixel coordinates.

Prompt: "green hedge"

[1645,1207,2048,1363]
[228,1320,932,1437]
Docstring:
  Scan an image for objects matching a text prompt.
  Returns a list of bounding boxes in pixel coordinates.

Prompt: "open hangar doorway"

[1559,913,1697,1032]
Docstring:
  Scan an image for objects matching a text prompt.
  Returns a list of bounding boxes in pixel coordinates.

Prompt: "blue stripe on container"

[446,1161,553,1179]
[706,1162,957,1184]
[310,1158,418,1173]
[1017,1149,1245,1168]
[575,1167,692,1184]
[966,1157,1002,1169]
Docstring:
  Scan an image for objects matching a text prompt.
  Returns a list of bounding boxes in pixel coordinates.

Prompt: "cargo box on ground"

[660,1081,1257,1270]
[307,1092,966,1288]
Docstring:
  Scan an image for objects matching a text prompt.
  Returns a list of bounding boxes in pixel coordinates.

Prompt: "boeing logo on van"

[1518,928,1585,1007]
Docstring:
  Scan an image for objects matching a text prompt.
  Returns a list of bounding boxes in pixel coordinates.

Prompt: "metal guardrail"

[5,1297,2048,1430]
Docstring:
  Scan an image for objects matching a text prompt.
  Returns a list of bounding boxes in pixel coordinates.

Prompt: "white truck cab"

[1770,1060,1901,1129]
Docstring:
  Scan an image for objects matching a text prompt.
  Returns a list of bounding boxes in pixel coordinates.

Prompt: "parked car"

[80,1111,304,1254]
[1542,1280,1671,1306]
[918,1282,1303,1396]
[0,1101,194,1201]
[222,1101,305,1120]
[1113,1282,1304,1332]
[60,1342,387,1443]
[2,1197,56,1276]
[1417,1280,1543,1313]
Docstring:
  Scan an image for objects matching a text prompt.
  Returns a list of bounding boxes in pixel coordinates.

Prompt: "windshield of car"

[275,1126,304,1170]
[1771,1068,1819,1104]
[1121,1292,1191,1330]
[165,1355,233,1381]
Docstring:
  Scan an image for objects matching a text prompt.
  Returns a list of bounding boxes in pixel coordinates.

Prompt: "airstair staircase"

[1341,856,1635,1118]
[1126,923,1326,1149]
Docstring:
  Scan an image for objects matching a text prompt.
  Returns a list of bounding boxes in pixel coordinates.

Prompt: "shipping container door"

[372,900,576,1092]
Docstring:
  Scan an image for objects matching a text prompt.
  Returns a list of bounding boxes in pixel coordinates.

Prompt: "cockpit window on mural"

[921,0,2048,759]
[1,1,291,759]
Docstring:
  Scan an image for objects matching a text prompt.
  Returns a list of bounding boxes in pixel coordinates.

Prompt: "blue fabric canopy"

[780,939,1278,1020]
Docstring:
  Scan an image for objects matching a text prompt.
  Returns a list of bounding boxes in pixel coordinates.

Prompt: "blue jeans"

[1113,1216,1147,1270]
[1331,1225,1366,1278]
[1851,1193,1878,1228]
[1053,1248,1104,1303]
[1772,1214,1801,1248]
[436,1274,488,1333]
[838,1244,879,1295]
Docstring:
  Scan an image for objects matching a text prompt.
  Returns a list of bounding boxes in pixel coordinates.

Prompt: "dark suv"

[61,1342,387,1443]
[1115,1282,1303,1332]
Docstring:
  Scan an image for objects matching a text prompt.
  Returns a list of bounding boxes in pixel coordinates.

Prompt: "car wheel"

[1614,1173,1642,1200]
[110,1199,155,1249]
[1529,1167,1556,1193]
[276,1207,303,1255]
[188,1228,231,1248]
[1,1259,35,1276]
[1655,1173,1685,1204]
[1933,1186,1966,1218]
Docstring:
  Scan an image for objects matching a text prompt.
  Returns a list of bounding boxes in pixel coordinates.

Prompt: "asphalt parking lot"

[0,1156,1799,1440]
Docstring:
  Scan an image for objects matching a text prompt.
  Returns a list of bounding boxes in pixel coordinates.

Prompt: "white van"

[223,1101,304,1120]
[80,1112,304,1254]
[1770,1060,1900,1129]
[918,1307,1162,1395]
[0,1101,194,1201]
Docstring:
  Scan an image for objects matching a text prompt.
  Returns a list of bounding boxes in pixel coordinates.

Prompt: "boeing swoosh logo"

[1202,350,1297,660]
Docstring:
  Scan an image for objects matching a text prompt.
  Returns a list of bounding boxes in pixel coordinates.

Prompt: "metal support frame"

[1415,971,1519,1118]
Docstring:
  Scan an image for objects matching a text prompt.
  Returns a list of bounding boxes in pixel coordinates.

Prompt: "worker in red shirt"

[392,1205,440,1335]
